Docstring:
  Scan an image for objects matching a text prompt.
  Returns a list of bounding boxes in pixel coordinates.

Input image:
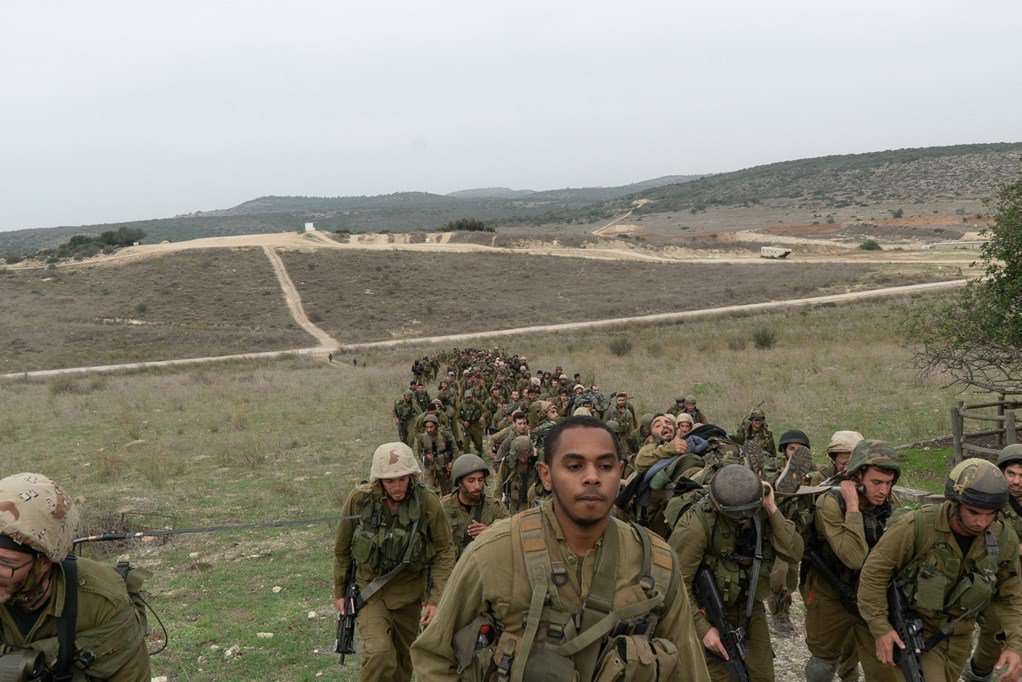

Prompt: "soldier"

[809,430,864,485]
[802,440,902,682]
[394,390,420,445]
[415,414,458,495]
[492,410,530,463]
[964,443,1022,682]
[683,395,706,425]
[440,454,508,560]
[333,442,455,682]
[459,390,485,455]
[413,381,432,412]
[858,458,1022,682]
[732,408,776,460]
[604,392,638,453]
[669,464,804,682]
[531,401,561,454]
[496,436,543,513]
[773,429,817,492]
[410,415,711,681]
[667,396,687,418]
[0,473,151,680]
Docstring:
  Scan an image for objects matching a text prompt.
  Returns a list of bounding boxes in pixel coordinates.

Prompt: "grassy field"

[0,249,309,372]
[282,249,958,342]
[0,295,972,680]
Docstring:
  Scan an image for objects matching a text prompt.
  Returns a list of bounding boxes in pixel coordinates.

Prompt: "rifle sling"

[54,557,78,682]
[358,515,422,607]
[744,514,763,628]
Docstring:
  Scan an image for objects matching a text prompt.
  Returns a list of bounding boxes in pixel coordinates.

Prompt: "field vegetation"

[0,296,967,679]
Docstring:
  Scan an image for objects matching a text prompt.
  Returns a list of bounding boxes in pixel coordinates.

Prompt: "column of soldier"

[335,346,1022,682]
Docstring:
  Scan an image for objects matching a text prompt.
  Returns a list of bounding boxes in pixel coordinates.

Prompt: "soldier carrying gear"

[683,395,706,425]
[394,390,421,445]
[459,390,485,455]
[334,443,455,682]
[441,455,509,561]
[858,457,1022,682]
[967,444,1022,682]
[669,464,804,682]
[801,440,902,682]
[497,436,543,513]
[411,415,712,682]
[0,473,151,681]
[415,414,458,495]
[733,408,777,464]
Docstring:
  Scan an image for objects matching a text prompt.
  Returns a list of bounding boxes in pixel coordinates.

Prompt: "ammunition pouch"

[592,635,678,682]
[0,649,48,681]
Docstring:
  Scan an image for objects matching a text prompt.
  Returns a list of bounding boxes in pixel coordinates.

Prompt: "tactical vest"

[804,488,893,591]
[445,496,502,557]
[692,497,776,605]
[349,485,435,576]
[455,507,679,682]
[502,460,540,513]
[895,505,1011,629]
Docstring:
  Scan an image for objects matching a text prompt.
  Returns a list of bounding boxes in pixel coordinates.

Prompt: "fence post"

[952,401,964,464]
[1008,411,1018,446]
[998,393,1007,447]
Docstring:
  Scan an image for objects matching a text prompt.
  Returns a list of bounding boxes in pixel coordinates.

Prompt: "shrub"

[860,239,882,251]
[890,208,904,219]
[752,327,777,350]
[440,218,492,232]
[608,337,633,356]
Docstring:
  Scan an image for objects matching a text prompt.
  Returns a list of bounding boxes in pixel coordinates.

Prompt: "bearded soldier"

[440,455,508,560]
[669,464,804,682]
[858,458,1022,682]
[0,473,151,681]
[802,440,902,682]
[333,443,455,682]
[411,415,711,681]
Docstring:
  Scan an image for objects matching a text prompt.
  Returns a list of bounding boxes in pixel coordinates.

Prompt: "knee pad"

[805,656,838,682]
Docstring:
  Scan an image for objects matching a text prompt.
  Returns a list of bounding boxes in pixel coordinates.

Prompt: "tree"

[906,178,1022,392]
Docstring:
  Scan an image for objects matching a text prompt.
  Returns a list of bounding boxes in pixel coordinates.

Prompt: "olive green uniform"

[459,399,485,455]
[440,492,508,560]
[858,502,1022,682]
[496,456,542,514]
[733,422,776,462]
[604,405,637,452]
[334,482,455,682]
[971,496,1022,675]
[410,501,712,681]
[415,431,457,495]
[669,498,805,682]
[803,490,900,682]
[0,557,151,682]
[394,398,420,445]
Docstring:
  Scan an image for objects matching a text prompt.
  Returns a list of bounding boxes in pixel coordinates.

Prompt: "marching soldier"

[459,391,485,455]
[410,415,711,681]
[733,408,776,459]
[333,443,455,682]
[394,390,420,445]
[440,454,508,560]
[858,458,1022,682]
[415,414,457,495]
[497,436,543,514]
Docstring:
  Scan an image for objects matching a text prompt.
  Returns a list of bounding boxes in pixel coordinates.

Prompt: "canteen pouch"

[350,528,379,571]
[520,646,578,682]
[946,573,995,614]
[454,615,496,680]
[912,565,949,612]
[592,635,678,682]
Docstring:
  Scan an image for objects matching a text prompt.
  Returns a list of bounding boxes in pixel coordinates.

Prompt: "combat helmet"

[997,444,1022,471]
[710,464,763,519]
[369,442,422,483]
[451,454,491,485]
[827,430,864,456]
[638,413,654,439]
[510,435,534,457]
[945,458,1008,511]
[845,439,901,482]
[778,430,810,450]
[0,473,79,562]
[605,419,620,434]
[423,414,439,426]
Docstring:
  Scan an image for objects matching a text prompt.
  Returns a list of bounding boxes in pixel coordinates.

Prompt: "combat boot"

[805,656,839,682]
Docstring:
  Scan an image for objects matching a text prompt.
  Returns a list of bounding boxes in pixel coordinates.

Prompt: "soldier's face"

[1004,464,1022,498]
[954,503,998,537]
[677,422,692,437]
[380,476,412,503]
[750,418,763,432]
[616,397,626,408]
[685,401,696,412]
[784,443,801,459]
[459,472,486,503]
[859,467,896,507]
[652,418,674,441]
[832,451,851,473]
[539,427,621,528]
[510,392,519,402]
[513,418,528,434]
[0,549,38,604]
[425,422,437,434]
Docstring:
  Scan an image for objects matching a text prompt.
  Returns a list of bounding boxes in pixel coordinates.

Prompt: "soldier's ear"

[537,461,552,491]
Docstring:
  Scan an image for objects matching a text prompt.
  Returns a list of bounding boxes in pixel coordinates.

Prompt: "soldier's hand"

[673,433,689,453]
[996,650,1022,682]
[875,629,905,666]
[702,627,729,659]
[420,603,438,626]
[839,479,860,513]
[335,597,345,614]
[761,482,778,515]
[467,521,487,538]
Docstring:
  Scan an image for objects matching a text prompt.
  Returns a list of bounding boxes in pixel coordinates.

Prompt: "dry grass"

[0,249,308,372]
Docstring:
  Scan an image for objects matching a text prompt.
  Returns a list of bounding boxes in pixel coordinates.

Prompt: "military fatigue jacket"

[857,501,1022,653]
[410,501,711,681]
[0,558,150,681]
[333,482,455,609]
[440,492,508,559]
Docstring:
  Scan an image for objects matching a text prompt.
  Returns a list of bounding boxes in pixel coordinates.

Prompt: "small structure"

[304,222,316,232]
[951,393,1022,463]
[760,246,792,259]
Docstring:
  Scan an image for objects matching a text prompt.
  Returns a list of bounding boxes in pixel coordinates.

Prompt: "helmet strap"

[9,558,53,610]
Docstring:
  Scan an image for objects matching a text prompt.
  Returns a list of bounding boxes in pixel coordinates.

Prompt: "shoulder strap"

[510,508,549,682]
[359,493,424,605]
[54,557,78,682]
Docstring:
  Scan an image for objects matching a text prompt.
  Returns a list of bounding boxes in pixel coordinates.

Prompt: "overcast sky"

[2,0,1020,231]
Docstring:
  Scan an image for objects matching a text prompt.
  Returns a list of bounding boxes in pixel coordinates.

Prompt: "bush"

[440,217,493,232]
[608,337,633,356]
[752,327,777,350]
[890,208,904,219]
[860,239,882,251]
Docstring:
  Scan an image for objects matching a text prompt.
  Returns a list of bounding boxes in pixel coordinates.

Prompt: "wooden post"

[952,401,964,464]
[1007,410,1018,446]
[998,393,1007,447]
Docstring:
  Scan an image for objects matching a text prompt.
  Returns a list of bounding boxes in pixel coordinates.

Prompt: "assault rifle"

[335,561,360,665]
[803,549,861,618]
[692,566,751,682]
[887,582,925,682]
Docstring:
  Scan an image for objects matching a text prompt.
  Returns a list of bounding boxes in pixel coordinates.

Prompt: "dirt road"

[261,246,338,348]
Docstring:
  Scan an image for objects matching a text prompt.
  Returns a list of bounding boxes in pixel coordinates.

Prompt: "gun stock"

[886,583,925,682]
[692,567,751,682]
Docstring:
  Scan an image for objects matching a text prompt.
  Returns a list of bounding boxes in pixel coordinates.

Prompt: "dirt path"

[261,246,338,348]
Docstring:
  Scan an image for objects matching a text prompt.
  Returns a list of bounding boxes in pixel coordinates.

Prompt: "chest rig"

[694,497,773,606]
[349,485,434,576]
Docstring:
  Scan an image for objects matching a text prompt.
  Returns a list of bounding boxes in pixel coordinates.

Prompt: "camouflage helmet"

[710,464,763,519]
[748,408,766,420]
[638,413,654,439]
[675,413,694,426]
[778,430,810,450]
[945,458,1009,511]
[369,442,422,483]
[845,439,900,481]
[511,436,533,457]
[684,395,697,404]
[997,444,1022,471]
[0,473,80,562]
[423,414,439,426]
[451,454,491,485]
[827,430,864,456]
